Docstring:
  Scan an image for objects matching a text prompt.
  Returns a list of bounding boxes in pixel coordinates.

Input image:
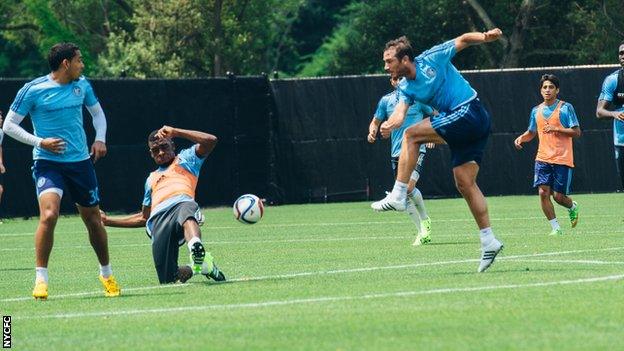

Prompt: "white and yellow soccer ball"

[233,194,264,224]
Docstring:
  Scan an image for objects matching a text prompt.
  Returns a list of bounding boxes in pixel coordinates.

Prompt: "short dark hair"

[384,36,414,62]
[148,130,159,143]
[540,74,560,89]
[48,43,80,71]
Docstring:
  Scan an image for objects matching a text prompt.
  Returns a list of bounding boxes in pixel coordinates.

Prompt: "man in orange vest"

[101,125,226,283]
[514,74,581,236]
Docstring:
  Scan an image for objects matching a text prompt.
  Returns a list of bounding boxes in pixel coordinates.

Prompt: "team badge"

[37,177,46,188]
[73,86,82,96]
[425,67,436,78]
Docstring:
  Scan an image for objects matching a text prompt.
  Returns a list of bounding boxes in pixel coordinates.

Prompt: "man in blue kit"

[371,29,505,272]
[596,40,624,190]
[368,76,435,246]
[3,42,121,299]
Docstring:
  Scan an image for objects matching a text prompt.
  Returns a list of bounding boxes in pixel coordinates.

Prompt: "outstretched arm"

[155,126,218,158]
[455,28,503,53]
[514,131,536,150]
[596,100,624,121]
[101,206,150,228]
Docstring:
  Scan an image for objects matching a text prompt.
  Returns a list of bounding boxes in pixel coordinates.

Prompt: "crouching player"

[368,75,435,245]
[514,74,581,235]
[102,125,226,283]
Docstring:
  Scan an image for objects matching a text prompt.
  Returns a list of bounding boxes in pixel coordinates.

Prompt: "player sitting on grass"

[514,74,581,235]
[101,125,226,284]
[368,75,435,246]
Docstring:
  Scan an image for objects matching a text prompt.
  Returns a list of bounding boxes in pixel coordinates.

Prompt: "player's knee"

[454,177,472,194]
[552,192,566,204]
[538,187,550,199]
[40,208,59,225]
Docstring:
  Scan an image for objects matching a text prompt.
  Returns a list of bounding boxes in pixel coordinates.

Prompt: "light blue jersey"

[374,90,434,157]
[143,146,206,219]
[528,100,579,132]
[397,39,477,113]
[598,70,624,146]
[10,74,99,162]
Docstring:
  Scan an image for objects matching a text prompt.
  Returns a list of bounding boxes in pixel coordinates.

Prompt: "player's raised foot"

[371,193,406,212]
[190,241,206,274]
[32,280,48,300]
[548,228,564,236]
[477,239,503,273]
[568,201,579,228]
[201,254,226,282]
[412,232,431,246]
[177,265,194,283]
[99,275,121,297]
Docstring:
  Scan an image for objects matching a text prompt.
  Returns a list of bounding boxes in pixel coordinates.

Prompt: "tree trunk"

[501,0,535,68]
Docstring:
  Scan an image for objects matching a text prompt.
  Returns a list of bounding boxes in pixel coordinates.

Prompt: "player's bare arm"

[380,101,409,138]
[596,100,624,121]
[156,126,218,157]
[455,28,503,52]
[101,206,150,228]
[368,118,382,143]
[514,131,536,150]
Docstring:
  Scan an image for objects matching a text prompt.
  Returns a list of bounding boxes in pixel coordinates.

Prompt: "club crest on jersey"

[73,86,82,96]
[425,67,436,78]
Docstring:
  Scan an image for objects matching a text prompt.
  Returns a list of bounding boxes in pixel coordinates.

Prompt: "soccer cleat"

[177,265,194,283]
[201,254,226,282]
[99,275,121,297]
[477,239,503,273]
[371,193,406,212]
[548,228,564,236]
[412,232,431,246]
[568,201,579,228]
[32,280,48,300]
[190,241,206,274]
[420,217,432,237]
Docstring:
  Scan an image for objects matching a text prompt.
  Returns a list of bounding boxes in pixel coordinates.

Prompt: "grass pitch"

[1,193,623,350]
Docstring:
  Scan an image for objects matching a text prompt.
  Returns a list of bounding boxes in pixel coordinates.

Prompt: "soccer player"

[514,74,581,235]
[101,126,226,284]
[0,111,5,222]
[368,76,434,246]
[596,40,624,190]
[370,29,505,272]
[2,43,120,299]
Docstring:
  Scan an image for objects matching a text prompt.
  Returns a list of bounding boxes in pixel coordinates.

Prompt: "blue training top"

[598,70,624,146]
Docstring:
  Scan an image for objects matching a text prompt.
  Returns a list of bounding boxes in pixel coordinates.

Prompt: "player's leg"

[0,180,4,222]
[150,214,182,284]
[551,165,578,228]
[616,146,624,191]
[372,118,444,211]
[534,162,561,235]
[409,147,432,246]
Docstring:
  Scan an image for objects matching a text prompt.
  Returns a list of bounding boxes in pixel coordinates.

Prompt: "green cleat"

[420,217,432,237]
[412,232,431,246]
[568,201,579,228]
[549,228,564,236]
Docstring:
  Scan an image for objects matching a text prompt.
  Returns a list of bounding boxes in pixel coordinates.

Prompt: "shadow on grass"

[0,267,31,272]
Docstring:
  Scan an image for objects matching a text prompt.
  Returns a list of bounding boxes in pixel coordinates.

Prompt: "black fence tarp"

[0,66,621,217]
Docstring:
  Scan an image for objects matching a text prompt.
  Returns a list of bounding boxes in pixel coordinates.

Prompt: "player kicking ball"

[101,126,226,284]
[514,74,581,235]
[368,76,435,245]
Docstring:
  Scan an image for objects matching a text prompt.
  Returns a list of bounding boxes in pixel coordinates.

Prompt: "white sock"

[187,236,201,251]
[100,264,113,278]
[568,202,576,211]
[479,227,495,246]
[408,188,428,219]
[35,267,48,283]
[390,181,408,200]
[405,198,421,231]
[549,218,560,230]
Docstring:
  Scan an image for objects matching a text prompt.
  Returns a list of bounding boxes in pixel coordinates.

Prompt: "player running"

[370,29,505,272]
[368,76,435,245]
[514,74,581,235]
[101,125,226,284]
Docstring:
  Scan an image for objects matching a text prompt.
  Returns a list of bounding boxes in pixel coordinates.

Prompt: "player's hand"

[0,163,5,174]
[90,141,107,163]
[484,28,503,42]
[425,143,435,149]
[380,122,392,138]
[543,124,558,134]
[514,136,523,150]
[40,138,66,154]
[367,132,376,143]
[615,111,624,121]
[99,210,108,225]
[156,125,176,139]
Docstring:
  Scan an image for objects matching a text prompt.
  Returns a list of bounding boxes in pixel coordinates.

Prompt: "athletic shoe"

[201,254,226,282]
[32,280,48,300]
[412,232,431,246]
[99,275,121,297]
[548,228,564,236]
[420,217,432,237]
[371,193,406,212]
[177,265,194,283]
[568,201,579,228]
[477,239,503,273]
[190,241,206,274]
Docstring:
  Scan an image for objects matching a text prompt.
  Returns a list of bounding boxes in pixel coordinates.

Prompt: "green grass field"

[1,193,623,350]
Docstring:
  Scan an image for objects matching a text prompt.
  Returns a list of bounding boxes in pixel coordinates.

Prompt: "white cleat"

[371,194,406,212]
[477,239,503,273]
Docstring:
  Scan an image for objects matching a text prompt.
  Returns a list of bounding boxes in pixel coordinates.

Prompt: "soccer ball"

[233,194,264,224]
